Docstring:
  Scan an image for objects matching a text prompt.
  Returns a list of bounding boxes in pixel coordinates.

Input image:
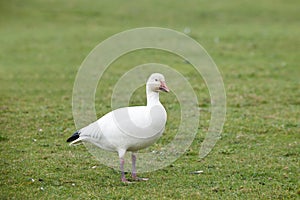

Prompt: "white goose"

[67,73,169,182]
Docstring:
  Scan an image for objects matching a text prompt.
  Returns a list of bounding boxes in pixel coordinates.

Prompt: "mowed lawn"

[0,0,299,199]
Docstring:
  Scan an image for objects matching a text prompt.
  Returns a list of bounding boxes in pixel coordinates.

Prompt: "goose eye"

[155,79,158,81]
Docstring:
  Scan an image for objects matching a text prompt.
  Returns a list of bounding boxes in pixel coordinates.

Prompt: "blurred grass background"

[0,0,299,199]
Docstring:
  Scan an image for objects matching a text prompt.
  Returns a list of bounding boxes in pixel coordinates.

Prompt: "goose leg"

[131,153,149,181]
[118,149,130,183]
[120,157,128,182]
[131,153,137,179]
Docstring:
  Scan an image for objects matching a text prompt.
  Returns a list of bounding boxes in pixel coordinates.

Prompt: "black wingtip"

[66,131,80,143]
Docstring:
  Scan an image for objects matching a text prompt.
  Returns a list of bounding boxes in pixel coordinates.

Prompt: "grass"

[1,0,299,199]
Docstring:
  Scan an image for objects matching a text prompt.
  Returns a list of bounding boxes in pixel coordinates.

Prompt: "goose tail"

[66,130,81,144]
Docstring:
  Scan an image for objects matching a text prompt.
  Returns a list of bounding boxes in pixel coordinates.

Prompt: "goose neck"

[146,90,160,107]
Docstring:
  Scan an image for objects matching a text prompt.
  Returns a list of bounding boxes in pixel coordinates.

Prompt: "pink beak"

[159,81,170,92]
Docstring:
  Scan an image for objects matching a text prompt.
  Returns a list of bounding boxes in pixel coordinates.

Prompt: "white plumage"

[67,73,169,182]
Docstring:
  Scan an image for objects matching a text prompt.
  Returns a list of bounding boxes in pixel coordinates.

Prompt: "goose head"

[147,73,170,93]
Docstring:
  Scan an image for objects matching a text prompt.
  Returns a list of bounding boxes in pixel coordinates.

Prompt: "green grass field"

[1,0,299,199]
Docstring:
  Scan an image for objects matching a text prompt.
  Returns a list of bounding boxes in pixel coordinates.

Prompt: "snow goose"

[67,73,169,182]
